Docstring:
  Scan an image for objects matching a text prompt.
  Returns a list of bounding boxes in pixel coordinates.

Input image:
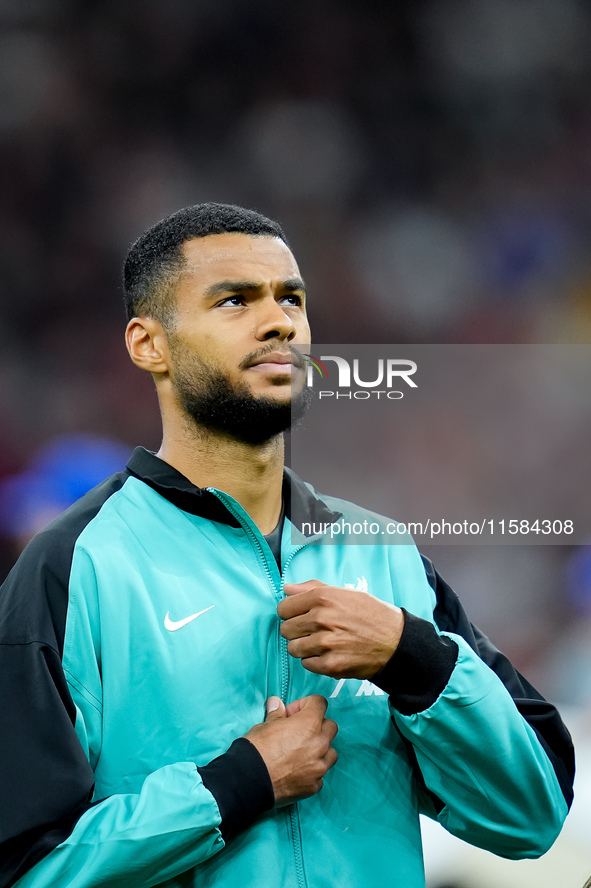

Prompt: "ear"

[125,317,170,375]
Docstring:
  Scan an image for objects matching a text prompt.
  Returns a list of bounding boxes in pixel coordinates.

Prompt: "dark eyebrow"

[282,278,307,293]
[203,278,307,298]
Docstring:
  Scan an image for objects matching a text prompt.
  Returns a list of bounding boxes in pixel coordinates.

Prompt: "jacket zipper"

[278,545,304,699]
[278,545,306,888]
[208,489,308,888]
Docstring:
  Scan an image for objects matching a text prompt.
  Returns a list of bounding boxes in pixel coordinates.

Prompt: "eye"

[218,295,245,307]
[280,293,304,307]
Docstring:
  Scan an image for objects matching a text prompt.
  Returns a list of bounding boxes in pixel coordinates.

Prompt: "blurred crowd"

[1,1,591,884]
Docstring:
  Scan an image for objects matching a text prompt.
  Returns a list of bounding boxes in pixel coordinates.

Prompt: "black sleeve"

[197,738,275,841]
[372,609,458,714]
[420,554,575,810]
[1,512,275,888]
[0,533,97,888]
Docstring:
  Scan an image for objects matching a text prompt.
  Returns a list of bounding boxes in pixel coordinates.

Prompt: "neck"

[157,419,285,534]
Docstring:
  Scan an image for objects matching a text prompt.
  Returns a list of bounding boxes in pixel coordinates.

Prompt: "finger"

[277,589,317,620]
[323,747,339,771]
[322,717,339,743]
[285,693,326,717]
[280,614,319,641]
[284,696,307,717]
[286,634,330,661]
[264,696,286,721]
[300,655,342,677]
[298,694,328,718]
[283,580,326,596]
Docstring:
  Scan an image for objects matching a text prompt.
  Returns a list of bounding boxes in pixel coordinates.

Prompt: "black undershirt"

[263,502,284,572]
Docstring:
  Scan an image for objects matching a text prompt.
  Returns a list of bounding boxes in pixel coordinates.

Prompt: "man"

[0,203,574,888]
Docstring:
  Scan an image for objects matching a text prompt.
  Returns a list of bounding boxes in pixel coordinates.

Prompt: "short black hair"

[123,202,288,327]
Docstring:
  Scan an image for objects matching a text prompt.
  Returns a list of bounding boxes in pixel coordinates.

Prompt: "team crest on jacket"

[344,576,368,593]
[330,678,385,698]
[332,576,383,698]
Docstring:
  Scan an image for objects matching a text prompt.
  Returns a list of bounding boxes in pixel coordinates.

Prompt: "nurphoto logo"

[302,353,418,400]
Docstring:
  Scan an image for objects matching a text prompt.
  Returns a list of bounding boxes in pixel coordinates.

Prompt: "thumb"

[265,696,286,721]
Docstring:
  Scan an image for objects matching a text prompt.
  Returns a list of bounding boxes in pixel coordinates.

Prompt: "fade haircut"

[123,202,288,329]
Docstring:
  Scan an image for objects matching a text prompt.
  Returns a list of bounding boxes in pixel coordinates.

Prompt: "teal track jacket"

[0,448,574,888]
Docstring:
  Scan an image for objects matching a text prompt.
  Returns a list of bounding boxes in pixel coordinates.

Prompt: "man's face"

[164,233,312,444]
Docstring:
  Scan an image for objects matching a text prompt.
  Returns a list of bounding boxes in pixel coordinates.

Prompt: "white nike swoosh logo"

[164,605,215,631]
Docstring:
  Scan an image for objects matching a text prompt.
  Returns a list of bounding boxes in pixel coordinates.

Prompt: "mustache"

[239,344,308,371]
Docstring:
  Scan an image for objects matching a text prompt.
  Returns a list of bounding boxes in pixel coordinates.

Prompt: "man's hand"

[277,580,404,679]
[245,695,338,806]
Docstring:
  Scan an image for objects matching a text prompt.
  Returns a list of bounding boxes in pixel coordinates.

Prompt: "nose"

[253,296,297,342]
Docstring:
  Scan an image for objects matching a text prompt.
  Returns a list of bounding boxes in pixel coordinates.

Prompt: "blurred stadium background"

[0,1,590,884]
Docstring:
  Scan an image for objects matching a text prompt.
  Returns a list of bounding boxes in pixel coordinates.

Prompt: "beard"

[168,343,313,446]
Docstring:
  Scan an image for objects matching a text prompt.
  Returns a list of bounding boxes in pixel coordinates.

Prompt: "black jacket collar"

[126,447,340,536]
